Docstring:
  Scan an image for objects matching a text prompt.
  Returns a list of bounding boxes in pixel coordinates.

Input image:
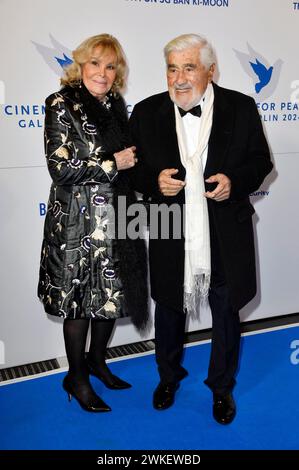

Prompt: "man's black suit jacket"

[129,83,273,312]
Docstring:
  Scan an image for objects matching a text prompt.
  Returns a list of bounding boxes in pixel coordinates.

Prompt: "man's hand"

[114,146,137,170]
[204,173,231,201]
[158,168,185,196]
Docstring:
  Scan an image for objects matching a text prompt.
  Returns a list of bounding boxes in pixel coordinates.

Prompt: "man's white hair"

[164,34,216,70]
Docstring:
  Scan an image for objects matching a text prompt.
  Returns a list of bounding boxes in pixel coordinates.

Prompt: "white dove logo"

[32,34,73,76]
[234,43,283,101]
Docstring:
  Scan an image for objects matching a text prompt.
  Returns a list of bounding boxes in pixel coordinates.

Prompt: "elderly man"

[129,34,272,424]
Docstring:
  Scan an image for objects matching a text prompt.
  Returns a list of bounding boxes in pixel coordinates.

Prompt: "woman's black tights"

[63,318,115,402]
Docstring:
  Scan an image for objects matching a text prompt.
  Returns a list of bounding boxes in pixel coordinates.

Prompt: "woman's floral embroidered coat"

[38,86,147,324]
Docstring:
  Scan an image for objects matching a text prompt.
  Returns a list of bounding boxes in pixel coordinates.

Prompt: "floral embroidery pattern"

[38,90,124,320]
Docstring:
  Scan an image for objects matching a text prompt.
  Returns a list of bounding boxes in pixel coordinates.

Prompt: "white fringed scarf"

[174,83,214,315]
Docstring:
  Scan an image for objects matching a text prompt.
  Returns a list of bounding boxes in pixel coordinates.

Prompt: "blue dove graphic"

[55,53,73,69]
[233,43,283,100]
[32,34,73,76]
[249,59,273,94]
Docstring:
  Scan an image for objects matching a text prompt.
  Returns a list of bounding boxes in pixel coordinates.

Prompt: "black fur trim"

[114,172,150,331]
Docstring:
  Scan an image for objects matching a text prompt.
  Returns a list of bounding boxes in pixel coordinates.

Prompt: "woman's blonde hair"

[61,34,128,94]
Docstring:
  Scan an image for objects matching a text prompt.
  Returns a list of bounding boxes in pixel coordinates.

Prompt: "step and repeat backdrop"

[0,0,298,367]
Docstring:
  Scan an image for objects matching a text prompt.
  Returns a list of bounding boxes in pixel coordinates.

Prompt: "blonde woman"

[38,34,148,412]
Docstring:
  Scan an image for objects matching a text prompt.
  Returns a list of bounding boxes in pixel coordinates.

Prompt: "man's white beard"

[169,87,202,111]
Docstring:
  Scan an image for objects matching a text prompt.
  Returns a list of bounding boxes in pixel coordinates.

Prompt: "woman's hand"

[114,146,137,170]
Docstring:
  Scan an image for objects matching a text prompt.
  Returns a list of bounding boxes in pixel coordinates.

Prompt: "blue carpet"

[1,326,299,450]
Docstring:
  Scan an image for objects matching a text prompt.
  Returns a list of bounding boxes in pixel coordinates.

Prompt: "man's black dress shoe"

[153,382,179,410]
[213,392,236,424]
[87,360,132,390]
[63,375,111,412]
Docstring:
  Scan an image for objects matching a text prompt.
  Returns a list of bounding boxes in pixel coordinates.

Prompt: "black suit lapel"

[156,94,186,181]
[204,83,234,178]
